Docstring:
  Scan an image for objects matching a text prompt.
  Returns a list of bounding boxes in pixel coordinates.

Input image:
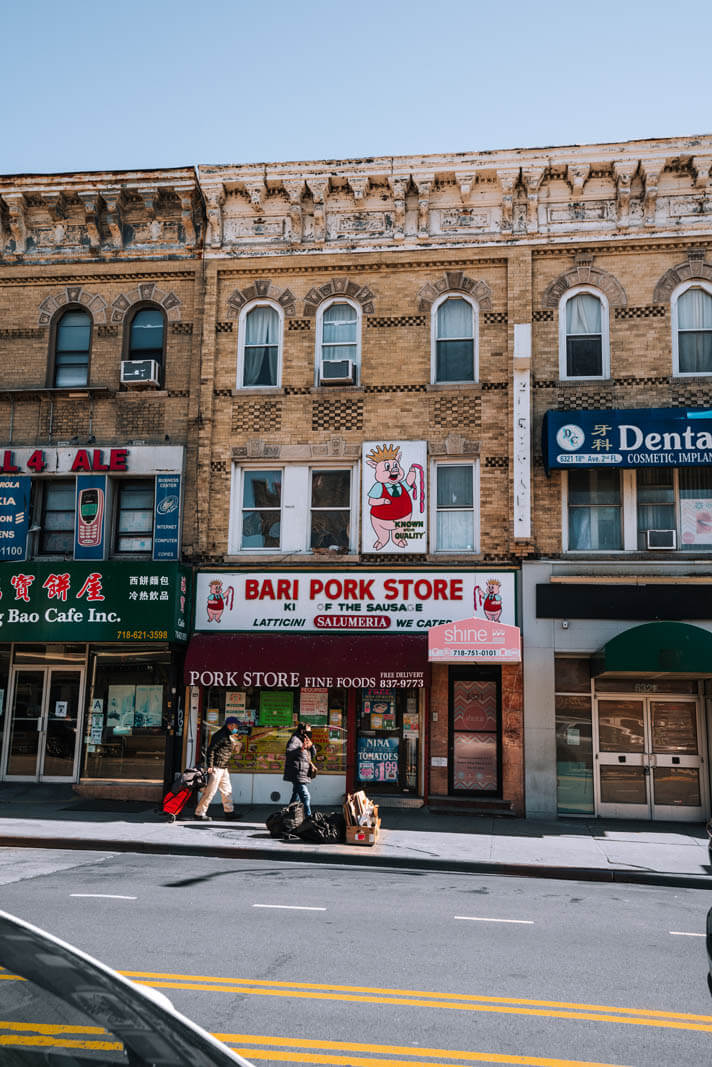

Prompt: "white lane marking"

[252,904,326,911]
[454,915,534,925]
[669,930,705,937]
[70,894,137,900]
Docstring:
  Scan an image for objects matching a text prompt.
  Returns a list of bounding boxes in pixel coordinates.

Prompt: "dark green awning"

[592,621,712,676]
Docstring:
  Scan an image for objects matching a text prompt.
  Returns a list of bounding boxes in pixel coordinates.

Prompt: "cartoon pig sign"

[361,441,427,554]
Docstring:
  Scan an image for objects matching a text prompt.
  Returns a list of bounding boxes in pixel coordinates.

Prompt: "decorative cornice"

[226,279,296,317]
[38,285,107,325]
[417,271,492,312]
[653,249,712,303]
[111,281,182,322]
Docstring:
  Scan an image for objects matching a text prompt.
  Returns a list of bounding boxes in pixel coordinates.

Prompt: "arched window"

[237,302,282,388]
[316,299,360,385]
[559,288,609,379]
[673,283,712,375]
[127,306,166,365]
[52,308,91,387]
[432,295,477,383]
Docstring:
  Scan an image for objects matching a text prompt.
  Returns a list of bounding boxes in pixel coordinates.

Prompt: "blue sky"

[3,0,711,175]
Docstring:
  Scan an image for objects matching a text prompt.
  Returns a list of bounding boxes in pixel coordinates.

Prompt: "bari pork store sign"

[543,408,712,471]
[195,570,516,633]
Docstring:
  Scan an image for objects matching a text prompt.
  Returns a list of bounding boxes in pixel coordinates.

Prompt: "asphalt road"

[1,848,710,1067]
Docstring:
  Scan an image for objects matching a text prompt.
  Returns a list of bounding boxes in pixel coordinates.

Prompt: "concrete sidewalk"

[0,784,710,889]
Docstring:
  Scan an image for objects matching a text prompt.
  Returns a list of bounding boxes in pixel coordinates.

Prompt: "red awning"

[184,633,430,688]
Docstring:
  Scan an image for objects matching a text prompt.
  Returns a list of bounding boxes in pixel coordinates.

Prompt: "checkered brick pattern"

[312,398,364,431]
[485,456,509,468]
[363,384,427,393]
[215,321,234,333]
[366,315,427,328]
[532,309,554,322]
[482,381,508,391]
[214,388,232,398]
[232,400,282,434]
[483,312,508,324]
[0,327,45,339]
[171,322,193,335]
[287,319,312,330]
[614,306,666,320]
[210,460,227,473]
[97,324,119,338]
[431,393,480,429]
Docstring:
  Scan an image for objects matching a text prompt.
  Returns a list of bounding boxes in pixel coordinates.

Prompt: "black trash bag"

[324,810,347,842]
[295,812,340,843]
[266,801,305,838]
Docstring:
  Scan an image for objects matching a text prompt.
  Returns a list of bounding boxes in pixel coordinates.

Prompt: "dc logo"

[556,424,585,451]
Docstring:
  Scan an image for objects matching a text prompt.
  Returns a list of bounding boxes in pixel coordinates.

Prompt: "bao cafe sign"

[0,562,191,643]
[195,570,517,633]
[543,407,712,472]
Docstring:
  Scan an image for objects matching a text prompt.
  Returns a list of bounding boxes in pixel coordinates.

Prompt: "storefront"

[523,406,712,820]
[0,561,191,799]
[184,568,523,812]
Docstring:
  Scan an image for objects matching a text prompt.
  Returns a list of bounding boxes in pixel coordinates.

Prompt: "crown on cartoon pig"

[366,443,402,466]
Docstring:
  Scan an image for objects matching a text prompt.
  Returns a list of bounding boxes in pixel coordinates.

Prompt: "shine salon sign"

[543,408,712,472]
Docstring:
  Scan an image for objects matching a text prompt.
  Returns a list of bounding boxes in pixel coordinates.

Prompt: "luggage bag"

[162,766,208,822]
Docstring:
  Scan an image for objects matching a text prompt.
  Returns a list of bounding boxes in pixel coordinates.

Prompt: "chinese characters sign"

[543,408,712,471]
[0,562,191,642]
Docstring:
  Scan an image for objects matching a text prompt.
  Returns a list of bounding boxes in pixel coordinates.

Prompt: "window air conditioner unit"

[120,359,160,386]
[646,529,677,550]
[320,359,355,385]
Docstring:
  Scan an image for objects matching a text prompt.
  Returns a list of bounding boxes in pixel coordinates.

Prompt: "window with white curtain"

[433,462,478,552]
[559,289,608,379]
[238,303,282,388]
[316,300,360,384]
[566,469,622,550]
[674,285,712,374]
[433,296,476,383]
[566,466,712,552]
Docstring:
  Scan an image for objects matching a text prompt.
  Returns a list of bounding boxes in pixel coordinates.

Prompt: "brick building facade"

[0,168,203,799]
[3,134,712,820]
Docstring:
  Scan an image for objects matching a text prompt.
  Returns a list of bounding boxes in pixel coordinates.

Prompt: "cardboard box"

[346,818,381,846]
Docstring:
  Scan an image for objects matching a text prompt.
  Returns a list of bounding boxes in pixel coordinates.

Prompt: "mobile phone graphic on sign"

[77,487,104,547]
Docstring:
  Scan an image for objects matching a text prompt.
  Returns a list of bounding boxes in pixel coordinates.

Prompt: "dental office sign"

[544,408,712,472]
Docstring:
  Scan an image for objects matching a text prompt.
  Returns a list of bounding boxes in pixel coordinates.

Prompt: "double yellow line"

[0,1021,627,1066]
[121,971,712,1035]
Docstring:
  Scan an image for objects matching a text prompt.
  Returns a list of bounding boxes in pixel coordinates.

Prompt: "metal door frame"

[1,664,86,782]
[593,690,708,821]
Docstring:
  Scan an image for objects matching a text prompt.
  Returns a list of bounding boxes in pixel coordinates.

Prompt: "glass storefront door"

[355,687,420,793]
[449,668,501,795]
[3,667,83,780]
[595,695,706,820]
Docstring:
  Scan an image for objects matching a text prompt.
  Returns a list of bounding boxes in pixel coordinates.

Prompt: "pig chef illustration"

[366,443,417,550]
[206,579,234,623]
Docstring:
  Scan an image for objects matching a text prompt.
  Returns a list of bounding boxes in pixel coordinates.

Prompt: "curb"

[2,834,711,891]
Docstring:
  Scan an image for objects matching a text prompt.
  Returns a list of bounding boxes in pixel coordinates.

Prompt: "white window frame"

[558,286,610,381]
[429,459,479,554]
[314,297,362,386]
[671,280,712,378]
[229,463,359,555]
[236,299,284,390]
[562,468,712,553]
[430,293,478,385]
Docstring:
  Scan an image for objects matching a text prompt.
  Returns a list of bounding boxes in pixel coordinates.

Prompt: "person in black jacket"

[283,722,316,817]
[195,716,242,821]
